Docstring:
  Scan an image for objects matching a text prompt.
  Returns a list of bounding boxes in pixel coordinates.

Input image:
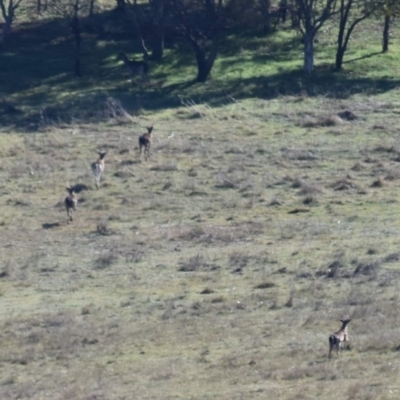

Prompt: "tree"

[290,0,337,73]
[376,0,400,52]
[335,0,379,70]
[0,0,25,47]
[260,0,288,33]
[115,0,126,10]
[382,13,389,52]
[167,0,235,82]
[149,0,165,60]
[47,0,91,77]
[36,0,48,14]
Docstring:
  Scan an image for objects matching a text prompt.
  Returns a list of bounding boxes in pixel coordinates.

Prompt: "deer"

[139,126,153,161]
[65,187,78,222]
[91,151,107,190]
[328,319,351,359]
[116,52,149,82]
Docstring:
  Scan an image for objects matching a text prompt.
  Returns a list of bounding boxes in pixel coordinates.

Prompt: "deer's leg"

[328,336,334,359]
[147,143,151,159]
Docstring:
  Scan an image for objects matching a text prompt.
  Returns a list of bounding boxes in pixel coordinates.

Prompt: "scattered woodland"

[1,1,400,399]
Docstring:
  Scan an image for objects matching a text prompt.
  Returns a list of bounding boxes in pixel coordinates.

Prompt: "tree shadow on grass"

[1,12,399,130]
[3,67,400,130]
[343,51,382,65]
[144,67,400,109]
[226,68,400,101]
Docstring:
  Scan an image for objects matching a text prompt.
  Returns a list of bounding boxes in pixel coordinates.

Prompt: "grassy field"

[2,12,400,400]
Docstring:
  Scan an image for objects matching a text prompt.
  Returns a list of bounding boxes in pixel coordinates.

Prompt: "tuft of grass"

[94,248,119,269]
[371,177,385,188]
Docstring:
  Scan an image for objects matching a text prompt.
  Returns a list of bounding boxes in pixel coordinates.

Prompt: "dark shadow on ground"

[3,67,400,130]
[1,10,399,130]
[42,222,61,229]
[343,51,382,65]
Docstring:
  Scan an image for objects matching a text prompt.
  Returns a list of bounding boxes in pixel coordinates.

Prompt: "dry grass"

[2,92,400,400]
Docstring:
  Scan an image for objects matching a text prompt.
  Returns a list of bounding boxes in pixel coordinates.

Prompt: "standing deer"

[116,52,149,82]
[328,319,351,359]
[65,187,78,222]
[91,151,107,189]
[139,126,153,161]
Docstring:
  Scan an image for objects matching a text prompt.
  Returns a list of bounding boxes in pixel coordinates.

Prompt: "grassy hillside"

[2,13,400,400]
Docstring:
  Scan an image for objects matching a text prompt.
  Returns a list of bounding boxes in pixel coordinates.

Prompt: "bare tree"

[149,0,164,60]
[259,0,288,33]
[290,0,338,72]
[167,0,236,82]
[377,0,400,52]
[126,0,150,60]
[115,0,126,10]
[36,0,47,13]
[0,0,25,47]
[47,0,91,76]
[335,0,380,70]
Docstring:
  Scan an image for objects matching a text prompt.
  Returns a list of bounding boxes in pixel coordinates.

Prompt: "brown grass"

[3,91,400,400]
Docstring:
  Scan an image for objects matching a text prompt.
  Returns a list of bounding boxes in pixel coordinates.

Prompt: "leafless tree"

[289,0,338,72]
[167,0,236,82]
[149,0,165,60]
[0,0,25,47]
[376,0,400,53]
[47,0,92,76]
[115,0,126,10]
[36,0,48,14]
[126,0,150,60]
[335,0,380,70]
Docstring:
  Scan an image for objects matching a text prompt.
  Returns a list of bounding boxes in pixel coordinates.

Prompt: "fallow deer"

[139,126,153,161]
[116,52,149,82]
[91,151,107,189]
[328,319,351,359]
[65,187,78,222]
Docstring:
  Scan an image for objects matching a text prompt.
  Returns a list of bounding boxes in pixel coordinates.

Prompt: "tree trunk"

[335,47,345,70]
[303,31,314,73]
[195,47,211,82]
[150,0,164,61]
[0,16,12,48]
[130,2,149,60]
[115,0,125,10]
[36,0,48,14]
[279,0,288,23]
[89,0,95,18]
[335,0,349,71]
[71,12,81,77]
[194,42,218,83]
[382,15,390,53]
[260,0,272,34]
[151,28,164,60]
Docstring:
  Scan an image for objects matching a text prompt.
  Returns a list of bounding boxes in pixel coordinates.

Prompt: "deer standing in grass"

[328,319,351,359]
[65,187,78,222]
[91,151,107,189]
[116,52,149,82]
[139,126,153,161]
